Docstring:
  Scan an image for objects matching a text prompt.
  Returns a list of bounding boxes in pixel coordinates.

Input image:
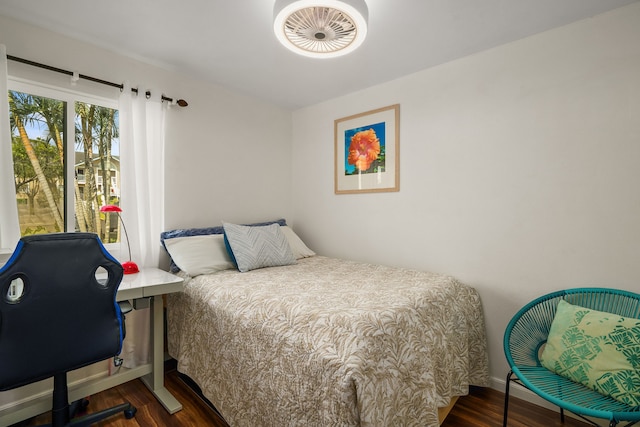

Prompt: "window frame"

[7,76,120,250]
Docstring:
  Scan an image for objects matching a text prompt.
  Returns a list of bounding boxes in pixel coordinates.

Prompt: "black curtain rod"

[7,54,188,107]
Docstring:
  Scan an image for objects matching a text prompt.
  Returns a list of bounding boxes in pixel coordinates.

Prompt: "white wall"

[291,3,640,385]
[163,83,293,231]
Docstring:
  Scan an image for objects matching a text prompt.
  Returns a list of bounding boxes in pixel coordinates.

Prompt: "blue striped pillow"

[222,222,296,272]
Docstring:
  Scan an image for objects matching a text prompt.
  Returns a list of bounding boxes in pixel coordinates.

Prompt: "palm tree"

[95,106,118,242]
[34,95,93,233]
[76,102,100,234]
[8,91,64,232]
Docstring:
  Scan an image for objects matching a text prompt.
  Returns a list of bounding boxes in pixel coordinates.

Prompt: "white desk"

[117,268,184,414]
[0,267,184,426]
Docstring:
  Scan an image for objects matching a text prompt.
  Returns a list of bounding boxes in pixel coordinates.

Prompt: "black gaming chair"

[0,232,136,426]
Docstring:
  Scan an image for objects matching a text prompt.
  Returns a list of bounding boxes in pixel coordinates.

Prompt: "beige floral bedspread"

[167,256,489,427]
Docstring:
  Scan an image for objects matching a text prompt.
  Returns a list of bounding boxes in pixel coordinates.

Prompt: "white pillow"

[281,226,315,259]
[223,222,296,272]
[164,234,234,276]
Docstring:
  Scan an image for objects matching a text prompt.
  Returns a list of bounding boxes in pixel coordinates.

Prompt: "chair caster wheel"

[79,398,90,410]
[77,398,90,415]
[124,406,137,419]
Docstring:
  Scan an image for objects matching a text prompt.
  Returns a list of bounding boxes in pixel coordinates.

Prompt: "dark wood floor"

[17,368,592,427]
[16,368,225,427]
[442,386,591,427]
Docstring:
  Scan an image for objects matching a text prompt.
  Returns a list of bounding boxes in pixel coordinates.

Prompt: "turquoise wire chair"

[503,288,640,427]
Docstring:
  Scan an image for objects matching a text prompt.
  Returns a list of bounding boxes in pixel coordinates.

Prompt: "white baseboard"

[490,376,559,412]
[488,376,607,426]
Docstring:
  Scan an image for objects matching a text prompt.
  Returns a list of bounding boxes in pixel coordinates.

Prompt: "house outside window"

[7,80,122,244]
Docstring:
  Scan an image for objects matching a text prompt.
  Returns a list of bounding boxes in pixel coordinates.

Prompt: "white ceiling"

[0,0,638,109]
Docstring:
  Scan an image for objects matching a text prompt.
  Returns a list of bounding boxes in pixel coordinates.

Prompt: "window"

[7,80,121,244]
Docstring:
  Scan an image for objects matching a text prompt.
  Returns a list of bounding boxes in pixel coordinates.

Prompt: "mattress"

[167,255,489,426]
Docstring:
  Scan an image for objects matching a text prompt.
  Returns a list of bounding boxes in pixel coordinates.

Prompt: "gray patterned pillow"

[222,222,296,272]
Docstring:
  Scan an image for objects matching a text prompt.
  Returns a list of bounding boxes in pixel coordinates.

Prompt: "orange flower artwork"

[347,128,380,172]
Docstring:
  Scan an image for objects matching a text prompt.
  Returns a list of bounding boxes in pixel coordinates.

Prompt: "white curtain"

[117,83,166,368]
[0,44,21,250]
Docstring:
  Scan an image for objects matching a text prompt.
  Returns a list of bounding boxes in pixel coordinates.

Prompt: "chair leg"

[69,401,136,426]
[51,373,70,427]
[49,371,136,427]
[503,370,513,427]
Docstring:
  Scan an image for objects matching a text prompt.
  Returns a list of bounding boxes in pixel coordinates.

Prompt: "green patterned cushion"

[540,299,640,406]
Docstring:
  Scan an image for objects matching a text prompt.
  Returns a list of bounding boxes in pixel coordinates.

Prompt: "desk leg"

[141,295,182,414]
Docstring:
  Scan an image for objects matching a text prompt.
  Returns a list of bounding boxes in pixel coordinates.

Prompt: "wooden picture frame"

[334,104,399,194]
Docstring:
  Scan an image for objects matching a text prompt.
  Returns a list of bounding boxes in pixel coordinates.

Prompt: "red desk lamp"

[100,205,139,274]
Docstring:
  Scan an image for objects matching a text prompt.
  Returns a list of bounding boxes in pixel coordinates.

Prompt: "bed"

[162,220,490,427]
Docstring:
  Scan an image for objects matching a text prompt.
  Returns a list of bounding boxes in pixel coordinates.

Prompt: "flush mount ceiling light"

[273,0,368,58]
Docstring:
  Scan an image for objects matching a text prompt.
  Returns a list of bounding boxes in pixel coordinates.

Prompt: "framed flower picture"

[334,104,399,194]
